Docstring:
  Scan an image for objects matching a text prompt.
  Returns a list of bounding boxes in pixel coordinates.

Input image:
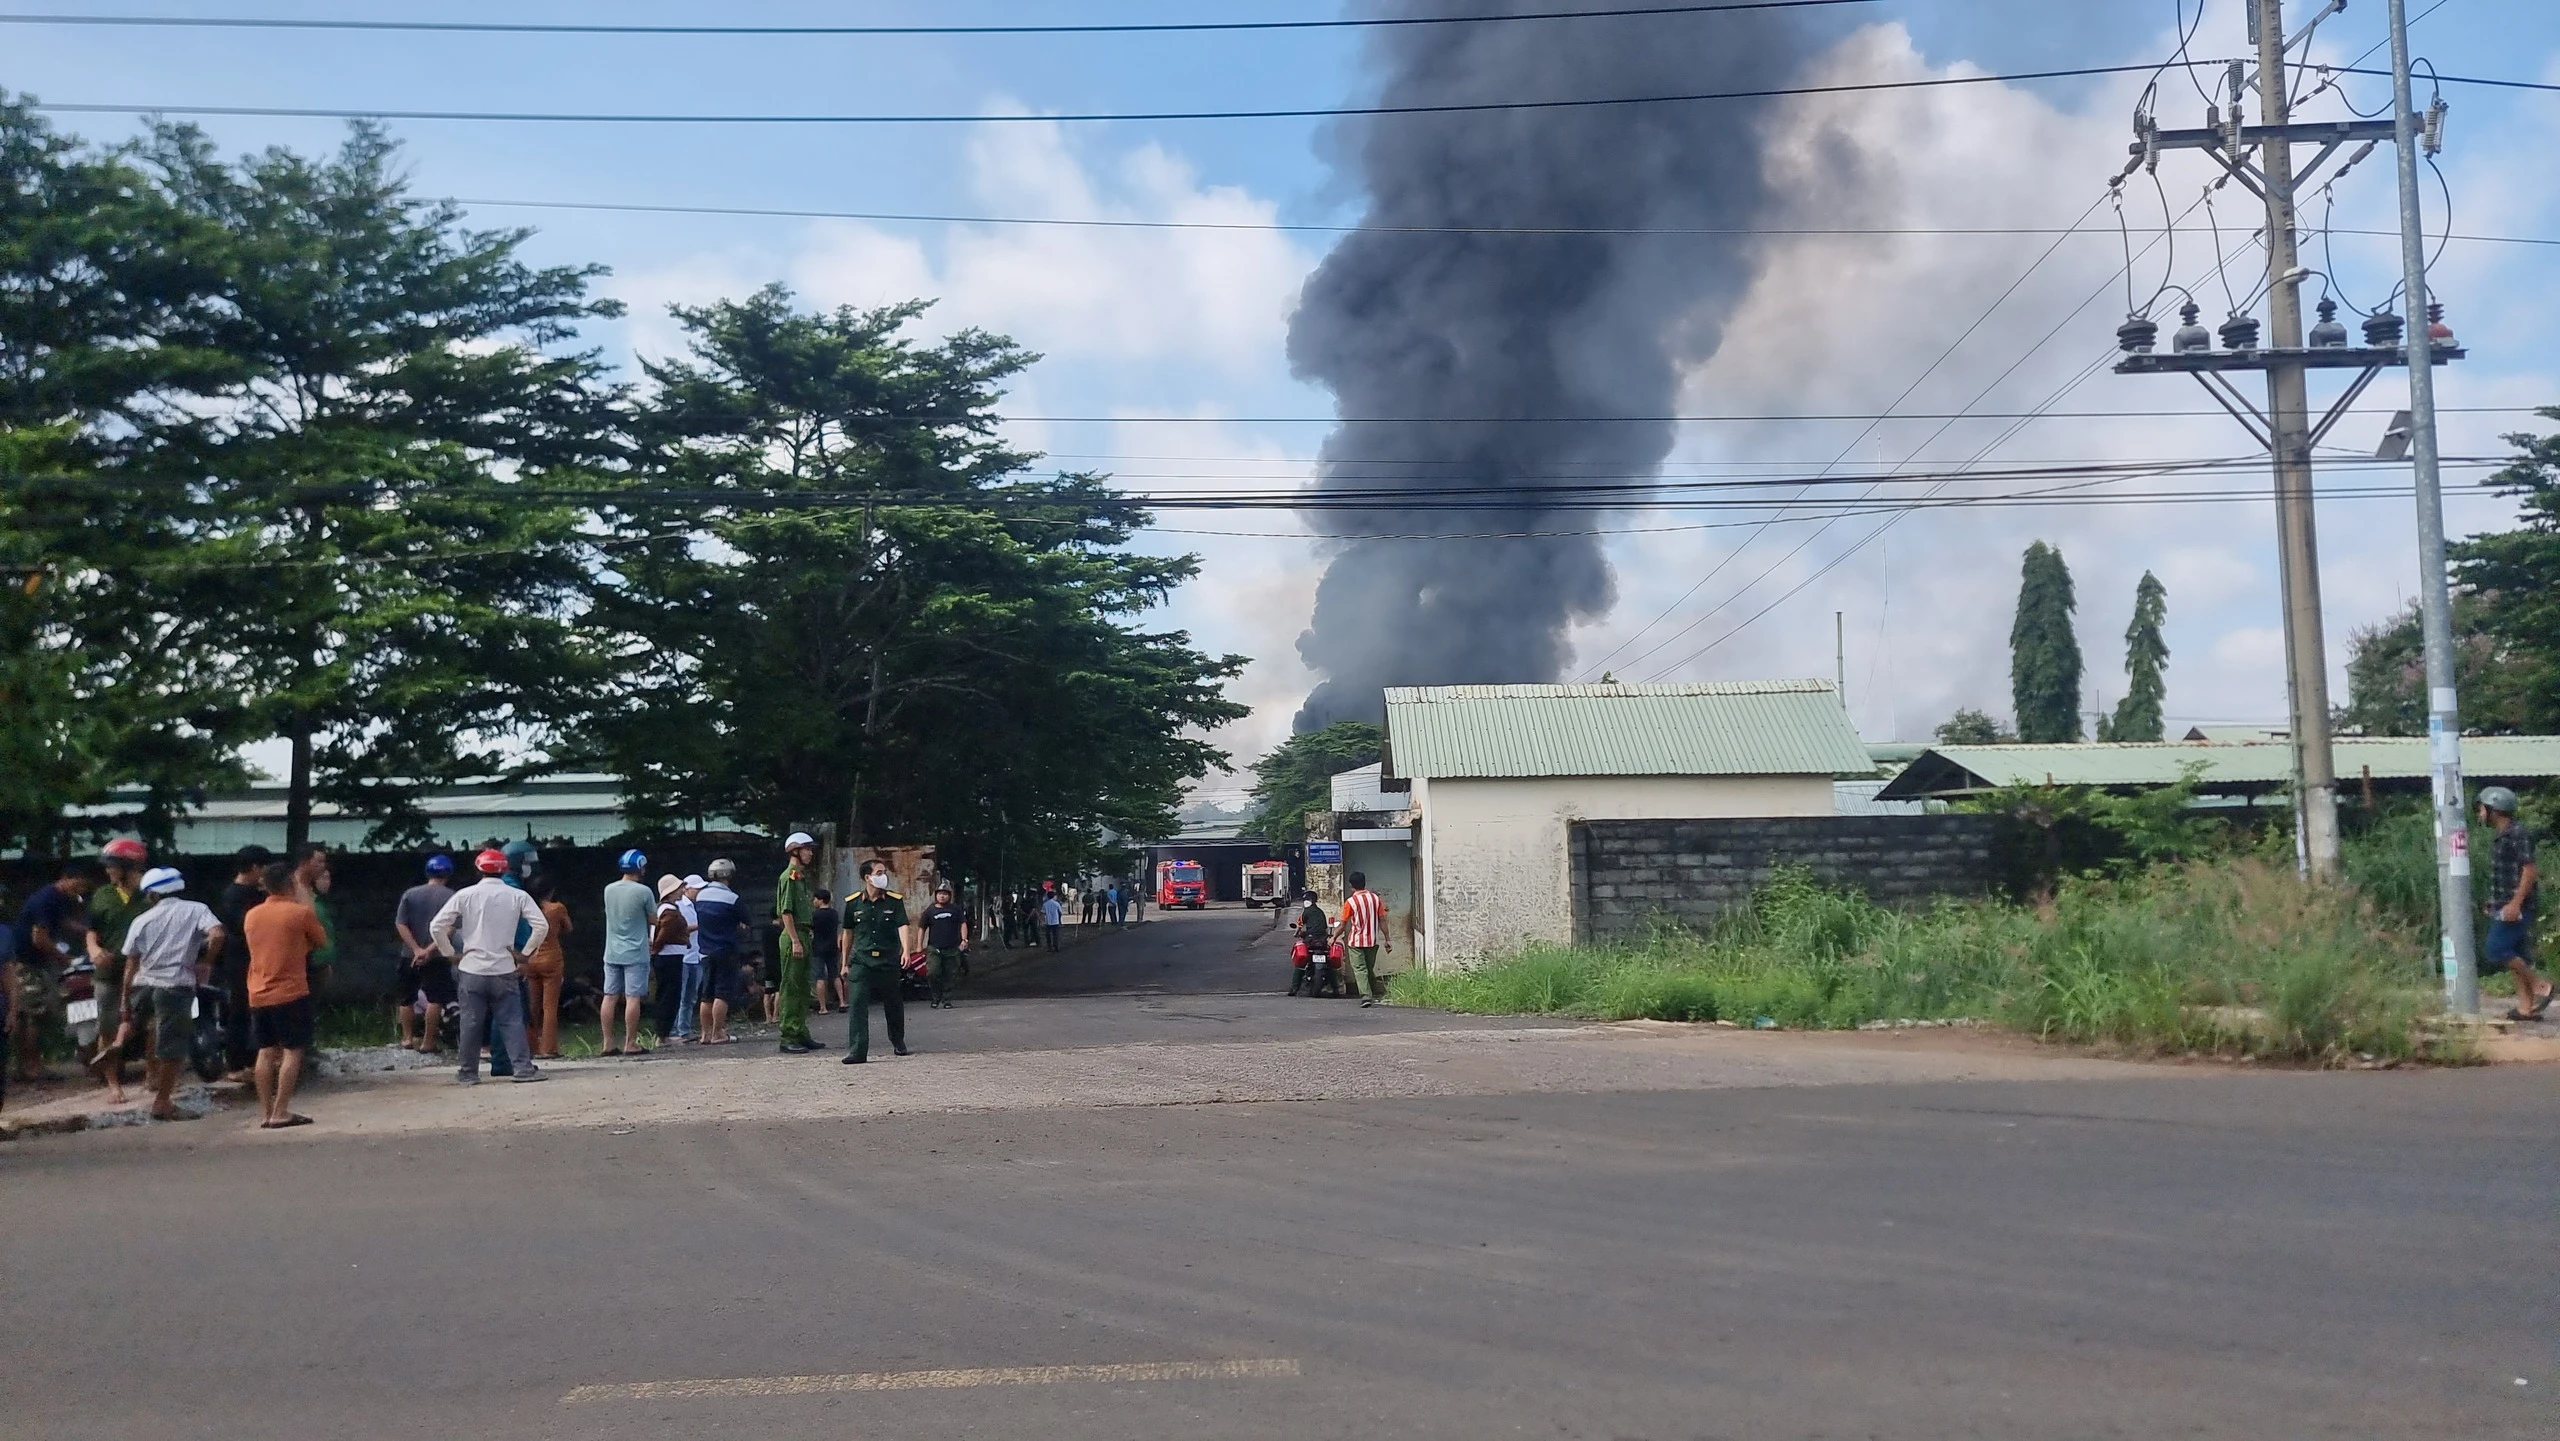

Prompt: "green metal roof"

[1876,736,2560,800]
[1382,680,1874,781]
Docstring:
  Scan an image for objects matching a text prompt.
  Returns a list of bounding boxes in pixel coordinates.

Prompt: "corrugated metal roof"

[1383,680,1873,780]
[1877,736,2560,800]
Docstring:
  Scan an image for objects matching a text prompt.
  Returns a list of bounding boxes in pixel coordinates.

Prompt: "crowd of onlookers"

[4,834,1157,1125]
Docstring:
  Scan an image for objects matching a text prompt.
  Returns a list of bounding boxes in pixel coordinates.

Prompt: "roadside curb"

[0,1079,248,1142]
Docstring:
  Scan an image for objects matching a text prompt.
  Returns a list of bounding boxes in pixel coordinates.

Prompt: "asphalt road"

[4,915,2554,1439]
[805,901,1505,1055]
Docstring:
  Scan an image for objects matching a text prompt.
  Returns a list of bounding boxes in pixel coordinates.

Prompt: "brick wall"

[1568,815,2005,943]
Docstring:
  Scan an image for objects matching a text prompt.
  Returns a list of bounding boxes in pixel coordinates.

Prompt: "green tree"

[2452,409,2560,733]
[1932,708,2005,746]
[2010,540,2084,744]
[0,96,253,854]
[2338,599,2500,736]
[1240,721,1384,846]
[591,286,1244,879]
[143,121,624,848]
[2104,571,2169,742]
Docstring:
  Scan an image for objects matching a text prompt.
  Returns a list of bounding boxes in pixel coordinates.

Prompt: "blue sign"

[1306,841,1343,864]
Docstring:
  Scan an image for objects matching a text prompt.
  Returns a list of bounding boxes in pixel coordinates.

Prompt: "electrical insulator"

[2117,313,2160,354]
[2173,302,2212,354]
[2308,298,2349,349]
[2363,309,2405,347]
[2423,98,2448,156]
[2219,312,2262,353]
[2426,302,2455,348]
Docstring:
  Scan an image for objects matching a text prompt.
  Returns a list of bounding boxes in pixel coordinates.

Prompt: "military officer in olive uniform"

[840,858,912,1064]
[773,833,826,1054]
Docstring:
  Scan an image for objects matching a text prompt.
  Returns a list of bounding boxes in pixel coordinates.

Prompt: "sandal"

[2506,1007,2548,1023]
[259,1114,314,1130]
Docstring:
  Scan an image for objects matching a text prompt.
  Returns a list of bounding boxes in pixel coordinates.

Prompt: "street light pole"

[2387,0,2478,1013]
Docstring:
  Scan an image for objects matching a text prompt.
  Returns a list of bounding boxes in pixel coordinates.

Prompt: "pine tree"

[2009,541,2083,743]
[2107,571,2169,742]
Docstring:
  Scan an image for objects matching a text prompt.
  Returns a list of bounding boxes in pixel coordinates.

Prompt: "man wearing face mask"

[839,859,911,1064]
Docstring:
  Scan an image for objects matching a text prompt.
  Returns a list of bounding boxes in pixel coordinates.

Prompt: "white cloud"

[1572,16,2553,742]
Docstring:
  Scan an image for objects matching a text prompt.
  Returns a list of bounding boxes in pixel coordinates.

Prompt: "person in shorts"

[393,855,458,1053]
[84,837,155,1100]
[214,847,272,1080]
[119,868,223,1120]
[13,861,97,1084]
[598,855,656,1056]
[242,861,327,1129]
[810,888,844,1016]
[2478,786,2549,1021]
[693,862,747,1043]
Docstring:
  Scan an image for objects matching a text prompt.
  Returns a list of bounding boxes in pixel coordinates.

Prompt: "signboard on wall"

[1306,841,1343,864]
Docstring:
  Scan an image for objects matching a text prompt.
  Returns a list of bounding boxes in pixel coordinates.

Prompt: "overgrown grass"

[1392,862,2454,1065]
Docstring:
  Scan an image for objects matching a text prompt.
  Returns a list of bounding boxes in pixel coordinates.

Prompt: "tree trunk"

[285,706,313,856]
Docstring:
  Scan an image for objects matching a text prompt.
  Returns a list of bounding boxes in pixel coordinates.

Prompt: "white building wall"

[1416,774,1835,969]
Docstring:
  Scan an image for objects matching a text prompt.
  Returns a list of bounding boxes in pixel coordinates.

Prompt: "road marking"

[563,1358,1301,1404]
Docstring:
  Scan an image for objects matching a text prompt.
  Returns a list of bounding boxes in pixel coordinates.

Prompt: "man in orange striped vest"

[1336,872,1391,1007]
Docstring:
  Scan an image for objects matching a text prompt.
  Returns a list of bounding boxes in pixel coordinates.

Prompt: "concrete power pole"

[2252,0,2343,884]
[2114,0,2458,882]
[2388,0,2479,1012]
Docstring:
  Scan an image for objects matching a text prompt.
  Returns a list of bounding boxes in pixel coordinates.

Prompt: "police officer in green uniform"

[839,858,911,1064]
[772,833,826,1054]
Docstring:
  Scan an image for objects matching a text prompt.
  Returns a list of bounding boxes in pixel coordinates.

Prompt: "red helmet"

[474,848,509,875]
[101,837,148,865]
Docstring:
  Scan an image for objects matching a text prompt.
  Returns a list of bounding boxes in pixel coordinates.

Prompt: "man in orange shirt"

[242,860,327,1130]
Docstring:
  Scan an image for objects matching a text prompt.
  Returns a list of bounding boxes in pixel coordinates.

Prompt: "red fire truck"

[1155,859,1207,909]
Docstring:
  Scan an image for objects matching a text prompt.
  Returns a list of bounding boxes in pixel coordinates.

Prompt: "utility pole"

[1833,611,1846,711]
[2253,0,2342,884]
[2388,0,2478,1012]
[2112,0,2458,883]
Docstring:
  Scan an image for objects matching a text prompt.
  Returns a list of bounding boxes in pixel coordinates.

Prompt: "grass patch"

[1391,861,2453,1065]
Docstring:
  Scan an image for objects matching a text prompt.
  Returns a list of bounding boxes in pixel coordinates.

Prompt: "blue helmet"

[424,854,455,877]
[617,848,648,873]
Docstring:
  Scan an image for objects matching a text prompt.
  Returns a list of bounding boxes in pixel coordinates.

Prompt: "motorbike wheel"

[189,1017,225,1083]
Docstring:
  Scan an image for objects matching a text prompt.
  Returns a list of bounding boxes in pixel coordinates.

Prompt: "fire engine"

[1155,859,1207,909]
[1241,860,1290,908]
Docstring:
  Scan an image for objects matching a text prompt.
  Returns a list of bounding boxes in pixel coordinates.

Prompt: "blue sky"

[9,1,2557,787]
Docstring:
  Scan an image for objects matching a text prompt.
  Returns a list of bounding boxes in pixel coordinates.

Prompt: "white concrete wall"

[1341,837,1415,971]
[1415,774,1835,969]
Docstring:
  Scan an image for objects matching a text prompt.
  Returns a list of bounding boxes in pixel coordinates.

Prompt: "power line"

[443,195,2560,247]
[0,1,1876,38]
[27,65,2548,128]
[11,64,2181,126]
[958,406,2536,425]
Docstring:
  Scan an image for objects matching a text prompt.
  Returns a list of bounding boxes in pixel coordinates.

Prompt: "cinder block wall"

[1569,816,2004,943]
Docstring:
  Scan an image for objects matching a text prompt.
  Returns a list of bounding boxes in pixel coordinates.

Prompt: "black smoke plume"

[1287,0,1822,729]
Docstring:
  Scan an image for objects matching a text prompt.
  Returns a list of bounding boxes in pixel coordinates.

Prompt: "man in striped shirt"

[1337,872,1391,1007]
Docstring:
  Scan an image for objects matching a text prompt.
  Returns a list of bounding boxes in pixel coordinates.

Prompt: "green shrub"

[1394,859,2444,1065]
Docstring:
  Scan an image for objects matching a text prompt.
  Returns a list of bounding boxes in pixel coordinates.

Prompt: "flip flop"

[258,1114,314,1130]
[2504,1007,2547,1023]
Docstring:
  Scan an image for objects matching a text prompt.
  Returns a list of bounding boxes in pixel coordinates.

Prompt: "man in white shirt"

[429,848,550,1085]
[119,867,223,1120]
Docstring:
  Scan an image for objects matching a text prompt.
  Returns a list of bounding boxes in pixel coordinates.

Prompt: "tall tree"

[2453,409,2560,734]
[2104,571,2169,742]
[2340,409,2559,737]
[0,95,253,854]
[1241,722,1384,847]
[143,121,624,848]
[2009,540,2083,743]
[591,286,1244,878]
